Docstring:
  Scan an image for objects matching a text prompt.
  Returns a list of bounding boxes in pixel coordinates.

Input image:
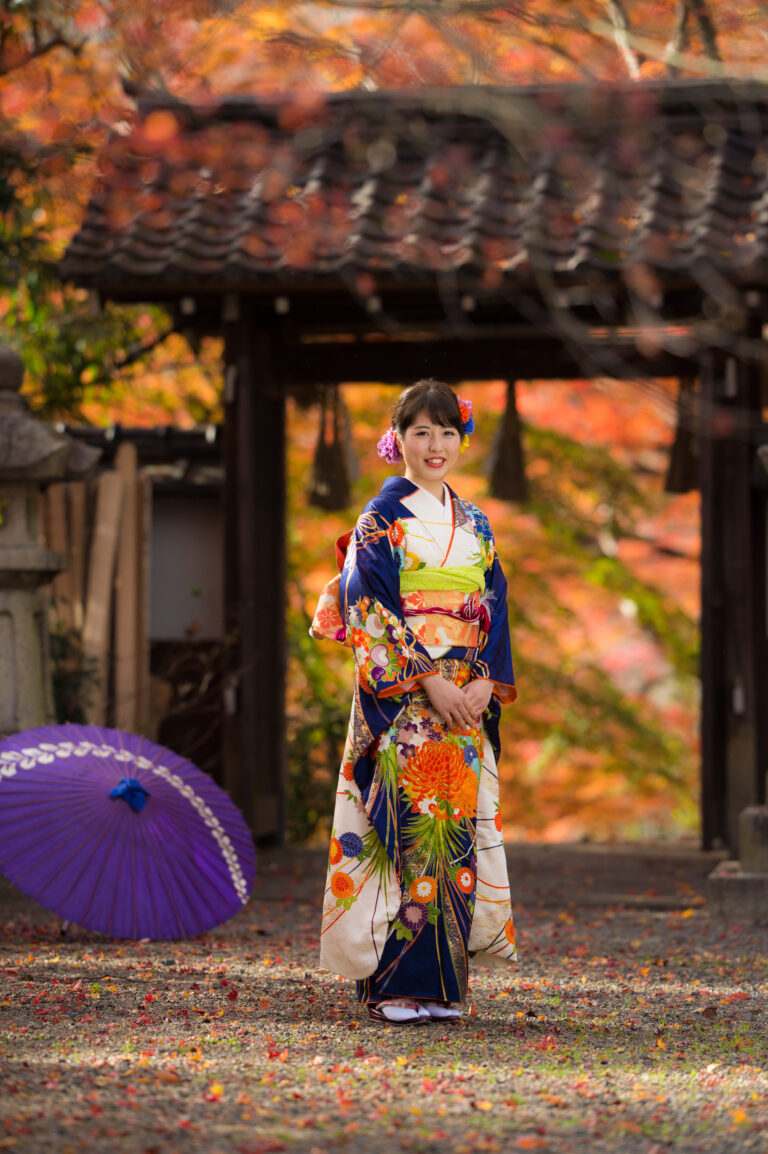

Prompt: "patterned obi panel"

[400,587,487,650]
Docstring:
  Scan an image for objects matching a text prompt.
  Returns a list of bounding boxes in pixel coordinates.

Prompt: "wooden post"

[699,350,728,849]
[114,443,139,731]
[222,356,241,797]
[224,310,286,841]
[135,475,152,731]
[665,377,700,494]
[700,336,766,854]
[83,470,123,725]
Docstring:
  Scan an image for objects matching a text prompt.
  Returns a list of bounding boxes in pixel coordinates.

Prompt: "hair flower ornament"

[376,392,475,461]
[457,398,474,437]
[377,427,403,463]
[457,397,474,454]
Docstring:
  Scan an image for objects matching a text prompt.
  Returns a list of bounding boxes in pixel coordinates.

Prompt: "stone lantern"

[0,345,100,733]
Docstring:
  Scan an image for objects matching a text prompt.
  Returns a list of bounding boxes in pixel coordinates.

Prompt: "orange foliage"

[2,1,764,421]
[78,334,223,428]
[288,378,700,844]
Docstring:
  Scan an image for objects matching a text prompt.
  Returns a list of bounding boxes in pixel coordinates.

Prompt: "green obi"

[399,564,485,595]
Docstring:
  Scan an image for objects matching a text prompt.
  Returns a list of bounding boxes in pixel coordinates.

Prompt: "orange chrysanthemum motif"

[456,867,475,893]
[315,604,343,632]
[494,811,503,832]
[329,837,343,865]
[410,876,437,904]
[330,870,355,899]
[504,919,516,946]
[388,520,405,547]
[342,760,355,782]
[401,743,478,819]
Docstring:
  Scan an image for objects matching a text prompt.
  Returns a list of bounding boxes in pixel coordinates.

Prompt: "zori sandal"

[421,1001,462,1021]
[367,999,430,1025]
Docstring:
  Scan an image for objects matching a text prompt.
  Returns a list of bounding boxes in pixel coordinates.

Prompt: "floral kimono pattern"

[314,476,517,1003]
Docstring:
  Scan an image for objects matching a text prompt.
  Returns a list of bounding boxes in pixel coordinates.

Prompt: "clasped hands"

[419,674,493,731]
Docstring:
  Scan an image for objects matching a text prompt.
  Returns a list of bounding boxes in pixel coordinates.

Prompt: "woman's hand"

[461,678,494,719]
[419,674,483,731]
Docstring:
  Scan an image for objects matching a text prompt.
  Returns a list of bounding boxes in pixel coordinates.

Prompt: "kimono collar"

[380,475,460,509]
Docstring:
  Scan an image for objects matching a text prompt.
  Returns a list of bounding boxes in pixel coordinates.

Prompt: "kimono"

[311,475,517,1004]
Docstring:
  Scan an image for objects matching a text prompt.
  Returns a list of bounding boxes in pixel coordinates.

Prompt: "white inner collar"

[409,480,451,513]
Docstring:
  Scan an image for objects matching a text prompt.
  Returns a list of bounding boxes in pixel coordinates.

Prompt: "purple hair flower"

[377,427,402,463]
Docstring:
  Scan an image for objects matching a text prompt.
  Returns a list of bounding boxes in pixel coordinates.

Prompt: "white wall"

[150,494,224,641]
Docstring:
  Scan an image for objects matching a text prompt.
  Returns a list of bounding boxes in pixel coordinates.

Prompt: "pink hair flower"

[377,427,403,463]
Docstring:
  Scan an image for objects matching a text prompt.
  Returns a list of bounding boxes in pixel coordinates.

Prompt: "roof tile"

[62,82,768,297]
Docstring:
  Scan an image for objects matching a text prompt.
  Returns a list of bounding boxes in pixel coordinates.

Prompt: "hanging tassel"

[488,380,529,502]
[308,385,352,510]
[665,377,699,494]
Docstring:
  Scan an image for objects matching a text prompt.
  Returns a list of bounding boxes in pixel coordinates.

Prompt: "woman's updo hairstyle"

[391,379,463,435]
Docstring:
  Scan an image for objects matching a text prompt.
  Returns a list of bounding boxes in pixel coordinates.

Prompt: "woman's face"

[398,410,462,495]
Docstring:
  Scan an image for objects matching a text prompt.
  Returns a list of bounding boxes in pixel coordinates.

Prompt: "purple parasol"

[0,724,256,940]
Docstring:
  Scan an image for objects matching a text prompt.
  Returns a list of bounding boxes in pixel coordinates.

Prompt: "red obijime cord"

[439,500,456,567]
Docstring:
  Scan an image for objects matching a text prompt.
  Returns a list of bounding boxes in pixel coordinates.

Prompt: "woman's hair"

[391,379,462,435]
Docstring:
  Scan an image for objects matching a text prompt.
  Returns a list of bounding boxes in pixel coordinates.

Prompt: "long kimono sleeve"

[341,503,437,699]
[471,556,517,705]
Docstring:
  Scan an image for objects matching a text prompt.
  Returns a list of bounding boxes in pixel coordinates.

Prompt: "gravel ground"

[1,843,767,1154]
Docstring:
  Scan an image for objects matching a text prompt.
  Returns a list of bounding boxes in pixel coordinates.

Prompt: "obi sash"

[399,565,488,651]
[309,541,488,651]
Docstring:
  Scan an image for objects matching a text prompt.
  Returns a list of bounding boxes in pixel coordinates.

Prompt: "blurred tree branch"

[689,0,722,62]
[666,0,721,74]
[0,2,82,77]
[602,0,643,78]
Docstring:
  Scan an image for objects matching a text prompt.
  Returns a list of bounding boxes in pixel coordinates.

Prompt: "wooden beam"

[282,337,697,386]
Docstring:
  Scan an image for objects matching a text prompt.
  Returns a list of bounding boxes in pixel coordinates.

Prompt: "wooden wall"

[42,444,152,731]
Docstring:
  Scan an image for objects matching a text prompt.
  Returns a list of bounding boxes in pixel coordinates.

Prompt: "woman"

[311,379,517,1025]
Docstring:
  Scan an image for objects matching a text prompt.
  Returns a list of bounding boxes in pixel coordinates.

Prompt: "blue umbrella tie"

[109,778,150,813]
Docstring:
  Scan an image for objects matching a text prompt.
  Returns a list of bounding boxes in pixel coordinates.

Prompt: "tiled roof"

[62,81,768,299]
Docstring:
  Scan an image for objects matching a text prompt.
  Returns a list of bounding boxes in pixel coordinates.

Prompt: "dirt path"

[1,843,767,1154]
